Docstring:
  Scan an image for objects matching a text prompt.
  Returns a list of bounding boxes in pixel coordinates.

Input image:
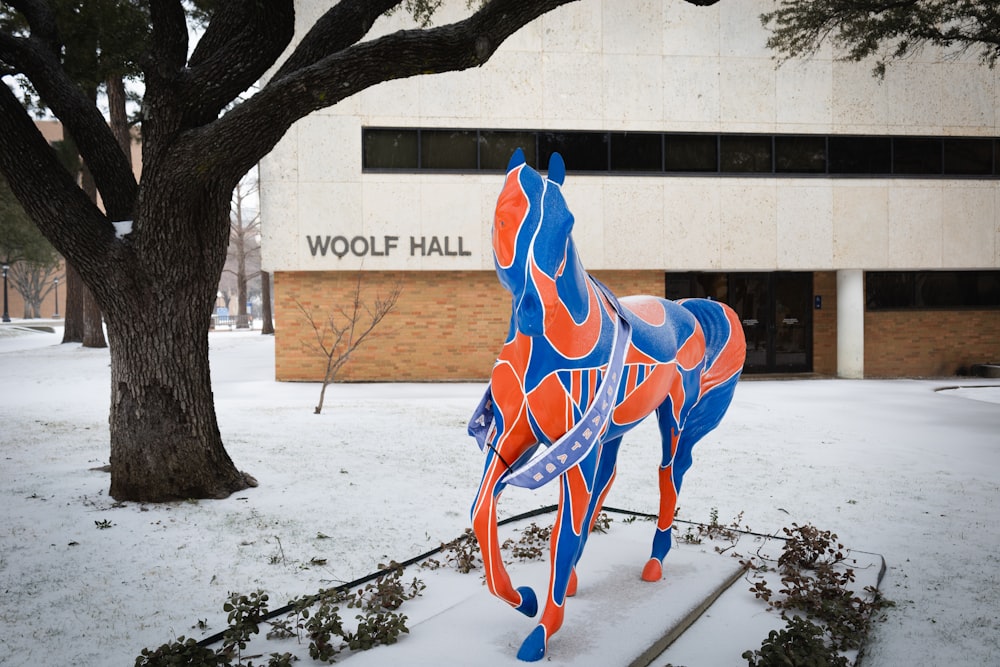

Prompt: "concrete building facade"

[260,0,1000,381]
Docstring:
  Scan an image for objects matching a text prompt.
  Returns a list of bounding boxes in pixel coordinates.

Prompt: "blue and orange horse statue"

[469,149,746,661]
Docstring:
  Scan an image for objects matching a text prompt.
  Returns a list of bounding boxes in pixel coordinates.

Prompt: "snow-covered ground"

[0,323,997,666]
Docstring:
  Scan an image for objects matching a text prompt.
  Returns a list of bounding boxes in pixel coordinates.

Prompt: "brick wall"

[865,309,1000,377]
[812,271,837,375]
[273,269,668,382]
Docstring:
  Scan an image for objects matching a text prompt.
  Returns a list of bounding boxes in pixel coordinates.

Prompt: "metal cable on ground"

[195,504,887,650]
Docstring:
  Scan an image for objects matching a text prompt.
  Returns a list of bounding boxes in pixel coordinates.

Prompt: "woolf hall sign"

[306,235,471,259]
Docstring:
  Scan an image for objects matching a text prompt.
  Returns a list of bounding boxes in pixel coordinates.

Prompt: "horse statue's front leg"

[471,451,539,617]
[518,438,621,662]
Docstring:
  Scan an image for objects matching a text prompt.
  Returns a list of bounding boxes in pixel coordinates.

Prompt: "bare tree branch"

[294,274,402,414]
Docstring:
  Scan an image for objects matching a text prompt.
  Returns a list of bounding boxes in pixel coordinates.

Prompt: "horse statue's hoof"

[517,625,548,662]
[515,585,538,617]
[641,558,663,582]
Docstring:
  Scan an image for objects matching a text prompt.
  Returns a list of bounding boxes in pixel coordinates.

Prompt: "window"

[419,130,477,170]
[538,131,608,171]
[893,138,942,175]
[866,271,1000,310]
[775,136,826,173]
[828,137,891,174]
[362,128,1000,178]
[363,129,417,169]
[943,138,994,175]
[720,135,772,173]
[610,132,662,172]
[479,131,537,170]
[665,134,717,172]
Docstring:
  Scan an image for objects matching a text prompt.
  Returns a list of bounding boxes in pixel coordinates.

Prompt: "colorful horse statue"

[468,149,746,662]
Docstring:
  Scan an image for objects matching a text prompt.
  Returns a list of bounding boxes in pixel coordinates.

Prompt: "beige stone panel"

[941,185,997,268]
[662,0,719,57]
[477,179,504,271]
[542,51,604,124]
[561,178,605,268]
[354,178,424,271]
[719,58,775,130]
[480,50,545,124]
[296,181,365,269]
[776,185,833,269]
[602,180,666,269]
[259,180,299,273]
[887,184,944,268]
[933,62,995,132]
[358,78,420,124]
[542,1,601,53]
[604,54,664,125]
[261,126,299,184]
[775,59,833,130]
[602,0,662,55]
[719,182,778,269]
[832,184,889,267]
[663,181,722,270]
[662,55,721,125]
[885,63,948,134]
[831,61,889,133]
[296,116,360,184]
[419,68,482,119]
[415,179,485,270]
[719,0,772,60]
[499,13,543,54]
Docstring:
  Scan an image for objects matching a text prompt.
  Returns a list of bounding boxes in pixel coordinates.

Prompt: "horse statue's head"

[492,149,586,337]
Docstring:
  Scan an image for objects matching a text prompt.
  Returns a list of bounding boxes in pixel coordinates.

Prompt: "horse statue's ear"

[547,152,566,186]
[507,148,526,172]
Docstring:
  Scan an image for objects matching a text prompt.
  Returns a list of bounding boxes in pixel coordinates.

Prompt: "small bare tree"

[296,273,402,414]
[221,176,261,329]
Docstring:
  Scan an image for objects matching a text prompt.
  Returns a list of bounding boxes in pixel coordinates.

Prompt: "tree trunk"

[236,254,249,328]
[82,286,107,348]
[62,263,85,343]
[106,308,256,500]
[261,270,274,335]
[80,163,108,348]
[101,173,256,501]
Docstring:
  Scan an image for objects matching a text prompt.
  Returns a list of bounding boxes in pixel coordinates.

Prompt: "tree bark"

[104,185,255,500]
[61,262,84,343]
[260,270,274,335]
[79,161,107,348]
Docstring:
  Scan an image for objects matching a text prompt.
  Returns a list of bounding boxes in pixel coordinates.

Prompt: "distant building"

[260,0,1000,380]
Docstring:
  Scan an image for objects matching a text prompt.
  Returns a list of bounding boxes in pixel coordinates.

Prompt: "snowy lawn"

[0,324,997,666]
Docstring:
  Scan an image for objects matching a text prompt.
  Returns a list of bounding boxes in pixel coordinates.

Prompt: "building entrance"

[665,271,813,374]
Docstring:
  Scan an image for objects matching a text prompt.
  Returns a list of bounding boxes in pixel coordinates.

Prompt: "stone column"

[836,269,864,379]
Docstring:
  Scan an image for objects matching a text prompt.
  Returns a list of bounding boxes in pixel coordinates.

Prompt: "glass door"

[726,273,813,374]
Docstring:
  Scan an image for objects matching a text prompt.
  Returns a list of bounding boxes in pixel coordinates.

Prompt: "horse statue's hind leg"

[643,300,745,581]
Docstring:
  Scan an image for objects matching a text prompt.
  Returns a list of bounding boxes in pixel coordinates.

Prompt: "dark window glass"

[943,138,993,175]
[867,271,1000,309]
[664,272,727,300]
[479,131,537,170]
[419,130,477,169]
[610,132,662,172]
[720,135,772,173]
[829,137,891,174]
[775,136,826,173]
[363,129,418,169]
[893,137,942,175]
[664,135,717,172]
[538,132,608,171]
[867,272,913,309]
